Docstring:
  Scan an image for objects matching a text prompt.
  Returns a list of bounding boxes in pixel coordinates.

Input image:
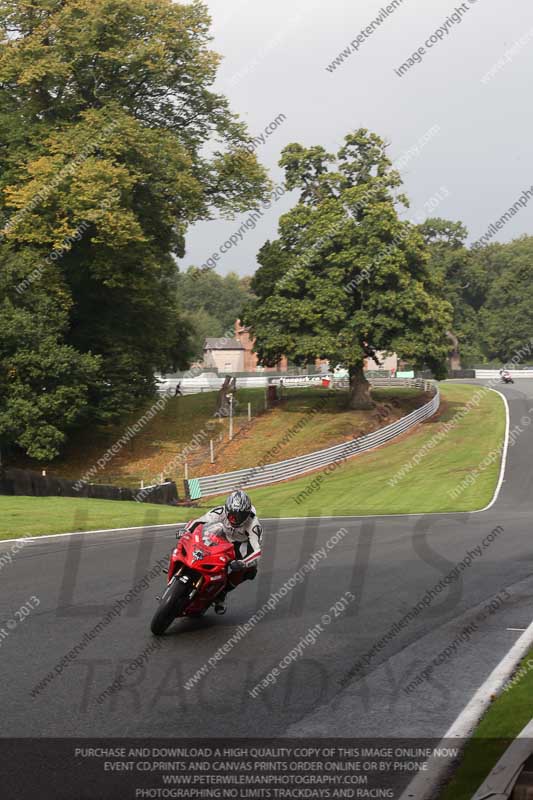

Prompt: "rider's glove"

[228,559,245,573]
[177,521,195,539]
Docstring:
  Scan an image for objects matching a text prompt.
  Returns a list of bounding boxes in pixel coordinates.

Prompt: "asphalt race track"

[1,381,532,758]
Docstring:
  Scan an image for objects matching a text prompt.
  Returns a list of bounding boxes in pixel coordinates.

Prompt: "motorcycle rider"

[181,489,262,615]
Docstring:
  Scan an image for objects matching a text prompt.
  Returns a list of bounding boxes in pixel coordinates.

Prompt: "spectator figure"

[174,381,183,397]
[362,340,382,367]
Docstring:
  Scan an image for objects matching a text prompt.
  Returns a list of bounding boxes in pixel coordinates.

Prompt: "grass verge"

[10,387,425,489]
[0,496,210,541]
[215,383,506,518]
[196,386,427,476]
[439,645,533,799]
[0,384,505,539]
[0,382,505,539]
[10,388,268,488]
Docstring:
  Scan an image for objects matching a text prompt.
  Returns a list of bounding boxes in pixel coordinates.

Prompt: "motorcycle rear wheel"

[150,578,191,635]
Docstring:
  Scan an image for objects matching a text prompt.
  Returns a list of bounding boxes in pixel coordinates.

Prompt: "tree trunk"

[348,363,374,410]
[446,330,462,370]
[216,375,231,416]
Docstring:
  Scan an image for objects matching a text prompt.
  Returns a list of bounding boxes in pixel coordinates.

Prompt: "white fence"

[158,369,533,397]
[186,379,439,499]
[156,373,324,395]
[475,369,533,379]
[157,373,423,396]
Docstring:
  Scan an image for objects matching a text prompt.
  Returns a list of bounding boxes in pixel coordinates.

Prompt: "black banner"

[0,737,509,799]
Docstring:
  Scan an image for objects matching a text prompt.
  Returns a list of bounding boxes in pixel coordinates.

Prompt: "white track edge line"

[400,615,533,799]
[475,388,509,513]
[1,521,182,545]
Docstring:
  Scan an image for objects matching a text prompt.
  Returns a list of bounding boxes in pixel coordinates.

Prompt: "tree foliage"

[0,249,100,459]
[245,130,452,407]
[478,236,533,362]
[0,0,268,459]
[419,223,533,366]
[418,218,486,367]
[177,266,254,358]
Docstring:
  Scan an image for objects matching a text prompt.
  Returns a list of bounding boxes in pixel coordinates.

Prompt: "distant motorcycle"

[501,374,514,384]
[150,522,234,635]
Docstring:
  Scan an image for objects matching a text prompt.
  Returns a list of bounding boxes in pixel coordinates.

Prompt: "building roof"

[204,337,244,351]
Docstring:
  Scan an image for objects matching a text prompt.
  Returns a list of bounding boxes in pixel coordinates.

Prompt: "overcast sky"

[183,0,533,277]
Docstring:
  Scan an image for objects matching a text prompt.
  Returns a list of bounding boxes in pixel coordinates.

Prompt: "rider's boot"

[214,591,227,615]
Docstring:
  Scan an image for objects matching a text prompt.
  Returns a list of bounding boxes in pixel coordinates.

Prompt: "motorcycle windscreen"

[200,521,227,547]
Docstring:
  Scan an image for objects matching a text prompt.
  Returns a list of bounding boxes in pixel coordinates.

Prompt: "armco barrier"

[185,379,439,499]
[449,369,476,379]
[330,377,428,389]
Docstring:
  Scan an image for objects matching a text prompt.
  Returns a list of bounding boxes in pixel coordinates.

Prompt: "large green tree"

[419,227,533,366]
[0,249,100,460]
[418,218,488,368]
[478,236,533,362]
[0,0,268,458]
[246,130,452,408]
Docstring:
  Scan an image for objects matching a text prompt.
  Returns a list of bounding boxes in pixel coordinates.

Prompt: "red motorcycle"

[150,522,235,635]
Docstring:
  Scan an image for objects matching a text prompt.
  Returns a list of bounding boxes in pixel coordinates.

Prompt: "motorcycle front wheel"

[150,578,191,635]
